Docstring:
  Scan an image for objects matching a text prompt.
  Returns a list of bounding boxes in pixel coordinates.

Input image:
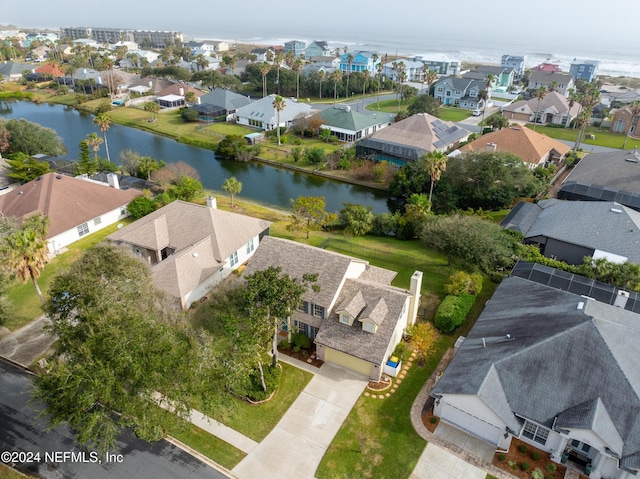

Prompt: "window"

[77,222,89,237]
[340,313,351,324]
[571,440,591,454]
[229,251,238,267]
[522,420,549,445]
[298,301,308,312]
[313,304,325,318]
[246,238,254,254]
[363,321,375,333]
[120,206,127,216]
[94,217,102,226]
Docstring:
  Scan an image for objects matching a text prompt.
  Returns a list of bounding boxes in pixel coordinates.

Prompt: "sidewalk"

[0,316,56,367]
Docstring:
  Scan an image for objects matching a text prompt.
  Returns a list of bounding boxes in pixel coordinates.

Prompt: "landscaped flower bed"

[492,437,566,479]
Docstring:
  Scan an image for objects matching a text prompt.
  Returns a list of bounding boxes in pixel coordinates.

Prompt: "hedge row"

[434,293,476,333]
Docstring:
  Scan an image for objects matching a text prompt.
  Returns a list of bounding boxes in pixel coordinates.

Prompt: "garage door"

[440,402,502,445]
[324,348,372,377]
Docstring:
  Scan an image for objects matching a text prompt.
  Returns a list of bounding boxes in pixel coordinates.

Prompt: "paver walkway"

[231,362,367,479]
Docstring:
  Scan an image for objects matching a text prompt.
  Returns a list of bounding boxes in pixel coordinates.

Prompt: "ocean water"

[190,30,640,78]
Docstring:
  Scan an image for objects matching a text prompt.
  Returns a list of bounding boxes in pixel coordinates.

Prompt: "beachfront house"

[382,59,426,82]
[235,94,312,131]
[410,55,460,76]
[108,198,271,310]
[340,51,379,74]
[501,54,526,79]
[305,41,331,58]
[570,60,599,82]
[432,76,487,109]
[284,40,305,58]
[243,236,423,381]
[527,71,575,97]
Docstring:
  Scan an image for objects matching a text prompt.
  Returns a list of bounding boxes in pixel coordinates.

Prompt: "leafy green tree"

[304,146,326,166]
[169,175,204,202]
[0,118,65,156]
[397,193,431,239]
[1,214,50,303]
[119,150,165,179]
[387,157,431,214]
[243,266,318,371]
[180,107,200,122]
[34,244,214,452]
[0,269,12,326]
[407,94,441,117]
[222,176,242,207]
[216,134,247,161]
[339,203,374,236]
[126,196,157,219]
[5,152,51,182]
[485,114,510,130]
[287,196,338,239]
[421,214,520,273]
[437,151,544,212]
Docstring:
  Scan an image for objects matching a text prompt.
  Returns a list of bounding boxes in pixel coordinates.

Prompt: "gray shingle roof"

[515,199,640,263]
[433,275,640,468]
[317,106,384,132]
[199,88,253,111]
[562,149,640,194]
[500,201,542,234]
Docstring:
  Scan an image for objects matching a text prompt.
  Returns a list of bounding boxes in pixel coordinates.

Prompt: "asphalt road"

[0,360,229,479]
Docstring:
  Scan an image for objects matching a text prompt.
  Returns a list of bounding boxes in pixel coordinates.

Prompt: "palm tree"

[222,176,242,207]
[86,132,103,160]
[548,81,559,93]
[396,63,407,112]
[376,62,384,107]
[424,69,438,96]
[361,70,371,109]
[345,53,354,97]
[272,95,286,146]
[623,101,640,149]
[293,59,304,100]
[478,89,489,129]
[273,52,284,95]
[3,215,50,304]
[422,151,447,209]
[533,86,547,131]
[260,61,271,98]
[195,54,209,72]
[93,113,112,162]
[144,101,160,122]
[318,69,326,99]
[331,69,343,104]
[566,88,580,129]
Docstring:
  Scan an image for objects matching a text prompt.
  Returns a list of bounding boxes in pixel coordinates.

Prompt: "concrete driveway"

[232,362,367,479]
[0,316,56,366]
[411,443,487,479]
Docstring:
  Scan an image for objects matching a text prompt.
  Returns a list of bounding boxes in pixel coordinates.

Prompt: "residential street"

[0,359,230,479]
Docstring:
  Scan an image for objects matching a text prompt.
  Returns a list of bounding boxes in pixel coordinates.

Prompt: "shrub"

[446,271,483,296]
[180,107,200,122]
[518,444,529,453]
[291,146,303,162]
[520,461,530,471]
[498,453,506,462]
[278,340,291,351]
[392,341,407,361]
[508,460,518,470]
[531,451,541,461]
[291,332,311,351]
[545,463,556,473]
[531,468,544,479]
[434,294,476,333]
[245,365,281,402]
[371,212,399,237]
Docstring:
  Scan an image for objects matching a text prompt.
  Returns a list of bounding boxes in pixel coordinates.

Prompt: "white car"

[472,109,482,116]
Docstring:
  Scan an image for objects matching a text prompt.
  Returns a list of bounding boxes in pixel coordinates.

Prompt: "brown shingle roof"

[155,83,206,98]
[0,173,141,237]
[460,127,570,165]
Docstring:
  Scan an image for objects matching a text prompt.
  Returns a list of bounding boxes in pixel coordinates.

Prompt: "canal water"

[0,101,389,213]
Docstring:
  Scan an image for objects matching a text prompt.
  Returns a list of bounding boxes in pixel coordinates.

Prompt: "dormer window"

[362,320,376,333]
[340,313,351,325]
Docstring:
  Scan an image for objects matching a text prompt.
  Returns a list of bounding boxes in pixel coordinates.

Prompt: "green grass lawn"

[367,98,407,114]
[0,463,34,478]
[439,107,473,122]
[5,218,133,331]
[526,124,635,150]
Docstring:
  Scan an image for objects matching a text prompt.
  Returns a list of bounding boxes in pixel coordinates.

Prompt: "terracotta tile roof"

[34,63,64,77]
[460,126,570,165]
[0,173,141,238]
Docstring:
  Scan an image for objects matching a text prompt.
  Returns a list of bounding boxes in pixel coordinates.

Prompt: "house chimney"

[196,96,201,105]
[179,87,184,96]
[107,172,120,189]
[206,196,217,209]
[486,142,497,152]
[407,271,423,327]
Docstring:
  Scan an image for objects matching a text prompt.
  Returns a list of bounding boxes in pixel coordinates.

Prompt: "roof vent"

[192,253,199,258]
[624,158,638,163]
[611,208,623,213]
[577,301,584,310]
[56,175,62,179]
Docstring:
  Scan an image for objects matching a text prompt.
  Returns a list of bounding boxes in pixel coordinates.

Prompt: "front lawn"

[5,218,133,331]
[367,98,407,114]
[439,107,473,122]
[526,124,634,150]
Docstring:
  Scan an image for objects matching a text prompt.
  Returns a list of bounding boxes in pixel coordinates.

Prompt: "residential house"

[284,40,305,58]
[0,172,141,254]
[432,76,487,109]
[316,105,391,142]
[251,47,274,62]
[356,113,470,164]
[411,55,460,76]
[108,198,271,310]
[475,65,515,89]
[30,45,51,61]
[340,51,379,74]
[531,62,562,73]
[302,56,340,76]
[305,41,331,58]
[570,59,599,82]
[188,40,228,53]
[502,91,581,126]
[558,149,640,211]
[154,83,205,109]
[126,76,174,95]
[243,236,423,380]
[433,262,640,479]
[196,88,253,119]
[610,105,640,136]
[528,71,575,97]
[29,63,64,81]
[501,54,526,79]
[118,49,160,69]
[382,60,426,82]
[0,61,34,81]
[501,199,640,264]
[235,94,311,130]
[458,126,570,168]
